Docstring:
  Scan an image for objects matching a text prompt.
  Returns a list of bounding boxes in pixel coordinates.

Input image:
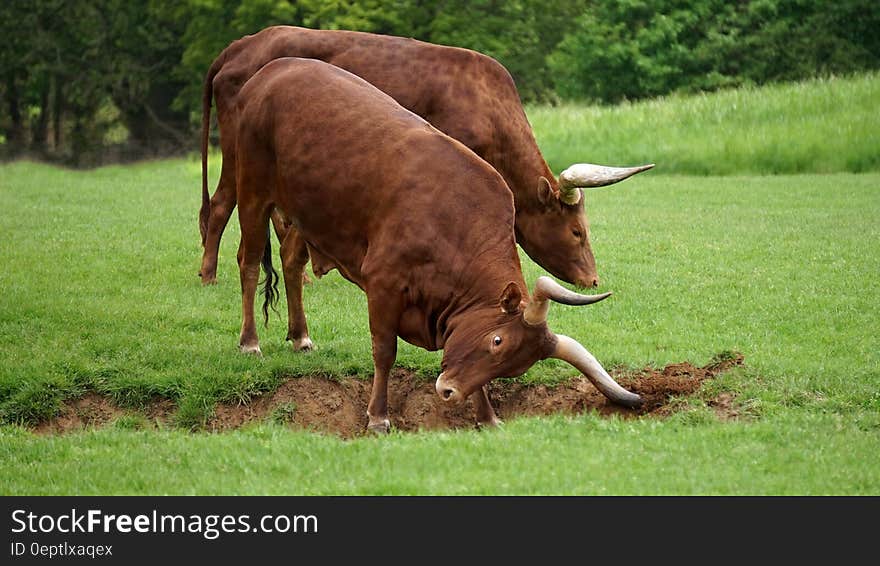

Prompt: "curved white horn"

[557,163,655,205]
[523,276,611,326]
[552,334,642,408]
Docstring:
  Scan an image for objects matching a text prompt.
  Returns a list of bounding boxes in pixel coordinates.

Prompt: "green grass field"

[1,74,878,494]
[529,72,880,175]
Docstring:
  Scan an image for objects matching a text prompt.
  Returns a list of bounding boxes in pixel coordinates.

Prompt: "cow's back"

[218,26,527,164]
[236,57,518,291]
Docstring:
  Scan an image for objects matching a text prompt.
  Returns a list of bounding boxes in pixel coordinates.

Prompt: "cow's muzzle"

[574,275,600,289]
[435,373,464,403]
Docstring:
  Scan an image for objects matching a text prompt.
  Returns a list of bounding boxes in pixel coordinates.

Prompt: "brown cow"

[233,57,641,432]
[199,25,652,290]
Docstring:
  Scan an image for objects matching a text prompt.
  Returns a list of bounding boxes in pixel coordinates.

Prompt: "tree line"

[1,0,877,166]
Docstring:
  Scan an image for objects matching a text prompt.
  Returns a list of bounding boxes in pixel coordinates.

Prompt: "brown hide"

[234,58,559,428]
[200,25,598,288]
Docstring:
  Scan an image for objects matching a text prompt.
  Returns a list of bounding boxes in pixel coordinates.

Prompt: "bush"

[549,0,880,103]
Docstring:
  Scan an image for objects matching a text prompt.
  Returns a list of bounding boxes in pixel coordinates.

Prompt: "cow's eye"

[493,335,503,346]
[572,229,582,239]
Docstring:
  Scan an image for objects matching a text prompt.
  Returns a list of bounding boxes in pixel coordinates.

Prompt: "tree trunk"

[70,111,87,167]
[52,75,64,152]
[31,79,50,155]
[122,106,150,153]
[5,72,24,154]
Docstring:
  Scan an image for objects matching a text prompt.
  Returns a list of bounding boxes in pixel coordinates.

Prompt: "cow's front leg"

[366,332,396,434]
[365,291,402,434]
[472,385,502,428]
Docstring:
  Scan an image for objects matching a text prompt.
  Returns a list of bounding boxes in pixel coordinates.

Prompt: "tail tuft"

[260,226,280,327]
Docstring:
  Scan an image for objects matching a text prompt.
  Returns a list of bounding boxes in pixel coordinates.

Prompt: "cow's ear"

[499,282,523,314]
[537,177,555,207]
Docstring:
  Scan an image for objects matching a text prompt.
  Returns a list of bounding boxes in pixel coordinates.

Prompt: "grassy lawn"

[529,72,880,175]
[1,74,878,494]
[2,412,878,495]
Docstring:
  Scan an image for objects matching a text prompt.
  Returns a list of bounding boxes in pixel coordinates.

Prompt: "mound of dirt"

[210,352,744,437]
[34,395,174,435]
[33,354,743,437]
[34,355,743,438]
[34,393,124,434]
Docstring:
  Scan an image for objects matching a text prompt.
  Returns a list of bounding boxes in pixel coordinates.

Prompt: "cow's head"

[436,276,641,408]
[516,163,654,289]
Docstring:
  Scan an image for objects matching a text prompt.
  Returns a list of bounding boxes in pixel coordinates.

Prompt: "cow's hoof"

[200,275,218,286]
[367,418,391,434]
[239,344,262,356]
[477,416,503,429]
[291,337,314,352]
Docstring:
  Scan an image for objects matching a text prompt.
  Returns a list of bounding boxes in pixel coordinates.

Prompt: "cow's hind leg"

[272,207,312,287]
[237,200,274,356]
[473,386,502,428]
[200,157,237,285]
[269,207,291,244]
[280,226,313,351]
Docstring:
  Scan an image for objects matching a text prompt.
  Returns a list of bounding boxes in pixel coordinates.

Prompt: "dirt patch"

[208,353,744,437]
[34,395,174,434]
[34,354,744,437]
[141,397,176,425]
[707,392,742,421]
[34,393,124,434]
[212,377,371,438]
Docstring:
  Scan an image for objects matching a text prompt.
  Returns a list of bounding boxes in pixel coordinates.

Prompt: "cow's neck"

[489,110,558,213]
[435,242,527,349]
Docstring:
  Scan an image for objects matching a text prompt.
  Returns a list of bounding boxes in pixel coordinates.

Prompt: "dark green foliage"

[0,0,191,165]
[1,0,878,160]
[418,0,588,102]
[1,0,582,162]
[550,0,880,102]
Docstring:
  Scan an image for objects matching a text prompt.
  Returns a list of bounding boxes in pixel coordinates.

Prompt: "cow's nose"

[576,276,600,288]
[435,374,461,403]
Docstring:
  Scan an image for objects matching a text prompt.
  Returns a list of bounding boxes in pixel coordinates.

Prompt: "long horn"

[552,334,642,408]
[557,163,655,205]
[523,276,611,326]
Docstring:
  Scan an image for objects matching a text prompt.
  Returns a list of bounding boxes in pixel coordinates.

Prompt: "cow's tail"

[260,225,280,327]
[199,54,226,246]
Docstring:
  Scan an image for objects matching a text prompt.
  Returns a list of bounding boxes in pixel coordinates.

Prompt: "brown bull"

[199,25,653,290]
[234,57,641,432]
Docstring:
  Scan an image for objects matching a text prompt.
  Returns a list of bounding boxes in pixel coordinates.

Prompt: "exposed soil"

[34,393,125,434]
[32,353,743,437]
[34,395,175,435]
